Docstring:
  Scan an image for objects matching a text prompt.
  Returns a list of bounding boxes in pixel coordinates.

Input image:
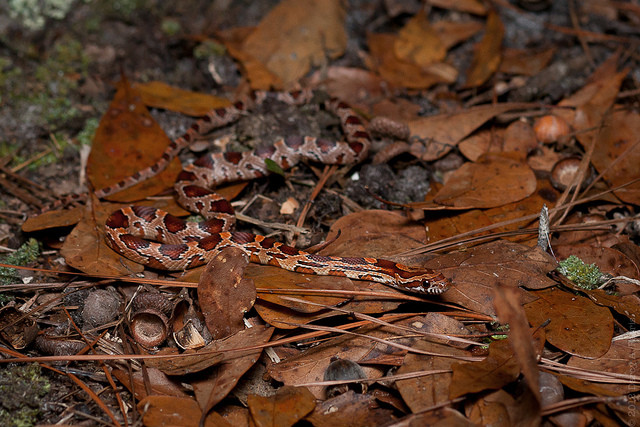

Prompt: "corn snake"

[104,90,449,295]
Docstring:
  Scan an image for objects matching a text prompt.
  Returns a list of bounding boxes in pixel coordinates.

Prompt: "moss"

[0,238,41,287]
[7,0,76,31]
[0,363,50,427]
[557,255,603,290]
[76,117,100,146]
[193,39,227,60]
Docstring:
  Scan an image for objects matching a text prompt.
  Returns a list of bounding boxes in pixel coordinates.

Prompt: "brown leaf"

[523,288,613,358]
[466,389,516,426]
[241,0,346,86]
[464,11,504,88]
[590,110,640,205]
[396,340,470,412]
[146,325,272,375]
[394,11,446,67]
[566,339,640,395]
[137,395,231,427]
[248,386,316,427]
[305,391,394,427]
[433,20,484,50]
[86,78,182,202]
[450,338,520,399]
[136,81,230,116]
[431,240,557,316]
[60,203,144,276]
[428,0,487,15]
[191,324,274,420]
[499,47,555,76]
[432,154,537,209]
[407,103,532,161]
[198,247,256,340]
[22,206,83,233]
[583,290,640,323]
[493,284,544,403]
[307,66,386,111]
[367,33,457,89]
[112,367,189,400]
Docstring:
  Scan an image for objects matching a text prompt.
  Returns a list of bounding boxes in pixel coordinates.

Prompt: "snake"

[103,90,449,295]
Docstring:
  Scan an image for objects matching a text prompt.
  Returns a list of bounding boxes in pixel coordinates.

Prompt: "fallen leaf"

[22,206,84,233]
[432,154,537,209]
[305,391,394,427]
[146,325,272,375]
[394,11,446,67]
[464,11,503,88]
[367,32,457,89]
[136,81,231,116]
[137,395,231,427]
[567,338,640,395]
[523,288,613,358]
[407,102,532,161]
[449,339,521,400]
[197,247,256,340]
[192,324,274,421]
[427,0,487,15]
[499,47,555,76]
[241,0,346,86]
[433,20,484,50]
[112,367,188,400]
[86,78,183,202]
[248,386,316,427]
[590,109,640,205]
[396,340,470,412]
[307,66,387,111]
[431,241,557,316]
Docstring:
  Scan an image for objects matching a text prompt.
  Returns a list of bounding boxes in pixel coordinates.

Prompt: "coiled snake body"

[104,90,449,295]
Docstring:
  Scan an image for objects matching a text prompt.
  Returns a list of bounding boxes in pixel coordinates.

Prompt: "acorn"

[550,156,595,191]
[130,309,170,349]
[534,115,571,144]
[323,357,368,398]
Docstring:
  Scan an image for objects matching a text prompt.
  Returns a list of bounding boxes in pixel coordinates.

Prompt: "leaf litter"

[1,1,639,426]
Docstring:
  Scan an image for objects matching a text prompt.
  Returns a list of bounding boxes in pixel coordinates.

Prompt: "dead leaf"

[449,339,521,400]
[590,110,640,205]
[499,47,555,76]
[22,206,84,233]
[136,81,231,116]
[367,32,457,89]
[493,285,544,403]
[112,367,189,400]
[191,324,274,420]
[197,247,256,340]
[394,11,446,67]
[60,202,144,276]
[433,20,484,50]
[567,339,640,395]
[396,340,470,412]
[146,325,272,375]
[86,78,183,202]
[248,386,316,427]
[464,11,503,88]
[431,241,557,316]
[307,66,387,111]
[523,288,613,358]
[137,395,231,427]
[241,0,346,86]
[407,102,532,161]
[432,154,537,209]
[305,391,394,426]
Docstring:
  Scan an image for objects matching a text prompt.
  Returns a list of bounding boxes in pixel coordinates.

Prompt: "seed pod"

[130,308,170,348]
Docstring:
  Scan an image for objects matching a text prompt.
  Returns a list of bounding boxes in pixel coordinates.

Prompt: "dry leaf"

[305,391,394,426]
[112,367,189,400]
[248,386,316,427]
[394,11,446,67]
[499,47,555,76]
[432,154,537,209]
[136,81,230,116]
[523,288,613,358]
[197,247,256,340]
[241,0,346,86]
[464,11,504,88]
[137,395,231,427]
[86,78,182,202]
[427,0,487,15]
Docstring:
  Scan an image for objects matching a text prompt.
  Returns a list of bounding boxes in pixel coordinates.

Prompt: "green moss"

[76,117,100,146]
[0,363,50,427]
[8,0,76,31]
[161,18,181,37]
[557,255,603,289]
[193,40,226,60]
[0,238,41,287]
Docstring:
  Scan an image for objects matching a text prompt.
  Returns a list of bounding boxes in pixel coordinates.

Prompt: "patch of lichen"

[0,363,50,427]
[557,255,603,290]
[0,238,41,288]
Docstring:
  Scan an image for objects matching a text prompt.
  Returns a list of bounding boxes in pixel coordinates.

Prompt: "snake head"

[394,271,449,295]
